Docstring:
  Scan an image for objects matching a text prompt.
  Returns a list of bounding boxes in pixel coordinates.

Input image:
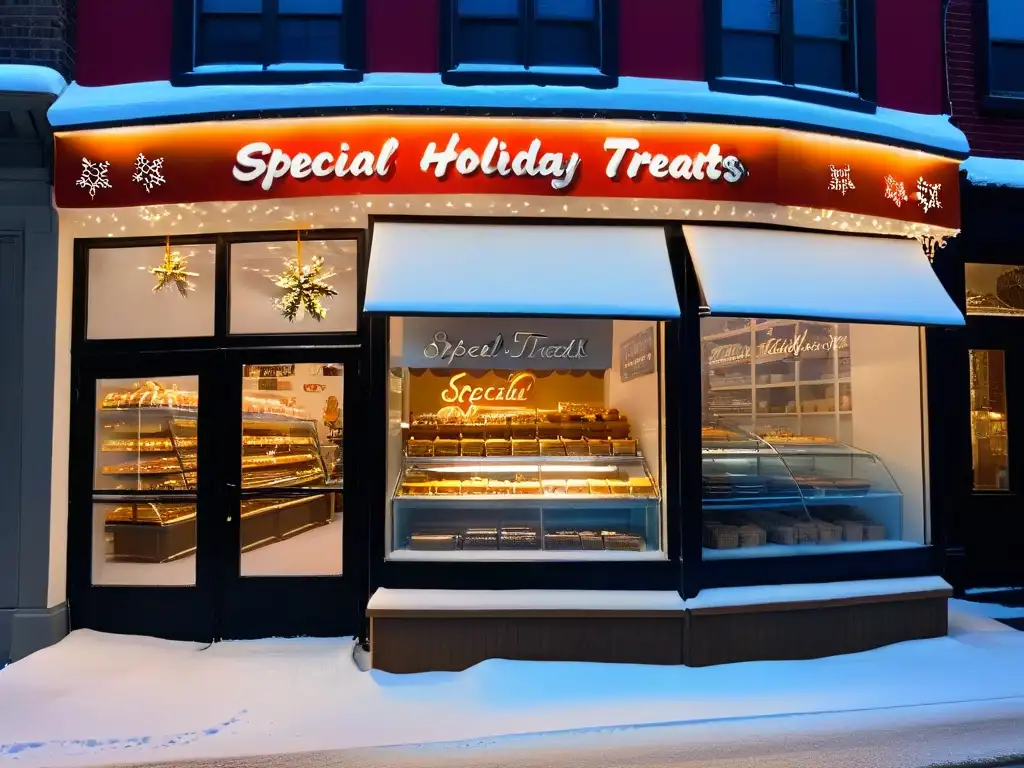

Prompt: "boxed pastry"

[539,439,566,456]
[838,520,864,541]
[462,477,489,494]
[563,438,588,457]
[463,528,498,549]
[410,533,461,551]
[703,522,739,549]
[602,532,644,551]
[578,531,604,550]
[628,477,656,497]
[863,523,886,541]
[401,481,432,496]
[611,439,637,456]
[587,439,612,456]
[794,521,820,544]
[768,524,797,546]
[588,479,611,495]
[814,520,843,544]
[566,478,590,494]
[542,478,568,494]
[607,478,630,495]
[432,480,461,495]
[738,523,767,547]
[544,531,582,550]
[433,438,460,457]
[487,479,514,495]
[499,527,540,550]
[514,480,542,495]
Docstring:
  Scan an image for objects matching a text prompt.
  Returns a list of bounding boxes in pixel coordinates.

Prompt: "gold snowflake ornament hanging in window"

[150,237,199,297]
[269,236,338,322]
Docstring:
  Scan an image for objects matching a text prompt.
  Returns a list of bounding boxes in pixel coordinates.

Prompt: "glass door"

[216,348,361,640]
[69,354,220,641]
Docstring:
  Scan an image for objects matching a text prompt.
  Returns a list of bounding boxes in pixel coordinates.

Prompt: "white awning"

[683,225,964,326]
[365,223,681,317]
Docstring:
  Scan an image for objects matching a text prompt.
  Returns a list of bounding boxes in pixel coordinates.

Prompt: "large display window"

[385,316,667,560]
[699,317,928,559]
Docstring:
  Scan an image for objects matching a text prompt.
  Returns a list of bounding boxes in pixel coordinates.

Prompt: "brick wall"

[946,0,1024,159]
[0,0,76,81]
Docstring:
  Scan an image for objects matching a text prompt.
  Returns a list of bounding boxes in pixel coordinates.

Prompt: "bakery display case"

[97,381,336,563]
[701,422,903,556]
[390,403,661,558]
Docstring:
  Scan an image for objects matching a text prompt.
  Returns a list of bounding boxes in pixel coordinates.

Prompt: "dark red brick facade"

[946,0,1024,160]
[0,0,76,80]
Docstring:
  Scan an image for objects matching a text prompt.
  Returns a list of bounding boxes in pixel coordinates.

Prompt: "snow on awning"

[684,225,964,326]
[0,64,66,97]
[365,222,681,317]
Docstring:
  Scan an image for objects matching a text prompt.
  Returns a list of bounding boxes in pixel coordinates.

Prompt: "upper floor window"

[194,0,350,70]
[447,0,614,83]
[719,0,857,94]
[987,0,1024,98]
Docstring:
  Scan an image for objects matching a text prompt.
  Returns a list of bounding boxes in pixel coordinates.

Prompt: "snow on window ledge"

[366,576,952,614]
[450,63,605,77]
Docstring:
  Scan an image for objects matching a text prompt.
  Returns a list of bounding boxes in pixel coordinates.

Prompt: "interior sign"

[423,331,588,367]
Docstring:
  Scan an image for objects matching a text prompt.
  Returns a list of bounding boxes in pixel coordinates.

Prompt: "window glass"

[229,239,358,335]
[93,376,199,586]
[238,362,343,576]
[453,0,602,69]
[989,0,1024,41]
[722,33,779,81]
[700,317,927,559]
[386,317,665,560]
[970,350,1010,491]
[966,263,1024,317]
[793,0,849,37]
[196,0,347,68]
[988,0,1024,96]
[794,38,849,90]
[87,245,216,340]
[723,0,780,31]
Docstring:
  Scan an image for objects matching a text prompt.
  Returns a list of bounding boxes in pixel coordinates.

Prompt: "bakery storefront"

[52,114,963,668]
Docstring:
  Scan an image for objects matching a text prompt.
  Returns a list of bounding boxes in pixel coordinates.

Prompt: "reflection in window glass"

[386,317,665,560]
[239,362,343,577]
[229,239,358,335]
[965,263,1024,317]
[700,317,926,559]
[93,376,199,586]
[989,0,1024,96]
[87,245,216,340]
[970,350,1010,491]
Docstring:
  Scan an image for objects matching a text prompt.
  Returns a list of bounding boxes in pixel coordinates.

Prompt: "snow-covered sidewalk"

[1,600,1024,767]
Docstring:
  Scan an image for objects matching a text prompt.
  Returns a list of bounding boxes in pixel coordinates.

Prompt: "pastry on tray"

[462,477,489,494]
[542,478,567,494]
[566,478,590,494]
[862,523,887,541]
[487,479,514,495]
[432,480,461,495]
[602,532,645,551]
[463,528,498,549]
[400,481,432,496]
[514,480,542,495]
[587,439,612,456]
[578,530,604,550]
[512,439,540,456]
[588,479,611,495]
[539,439,566,456]
[460,439,485,457]
[562,438,588,456]
[629,477,656,496]
[485,439,512,456]
[610,438,637,456]
[607,478,630,495]
[433,439,460,457]
[499,527,540,550]
[738,523,766,547]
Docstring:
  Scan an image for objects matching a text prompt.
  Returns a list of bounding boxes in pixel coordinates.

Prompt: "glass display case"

[392,454,660,558]
[701,422,903,558]
[96,381,336,563]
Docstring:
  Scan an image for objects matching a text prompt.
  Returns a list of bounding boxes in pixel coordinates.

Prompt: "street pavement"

[101,700,1024,768]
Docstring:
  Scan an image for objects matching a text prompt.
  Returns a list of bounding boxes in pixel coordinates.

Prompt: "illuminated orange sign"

[441,371,537,409]
[54,115,960,228]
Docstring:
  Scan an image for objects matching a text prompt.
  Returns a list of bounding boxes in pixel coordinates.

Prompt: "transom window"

[195,0,348,69]
[720,0,856,93]
[987,0,1024,97]
[452,0,603,70]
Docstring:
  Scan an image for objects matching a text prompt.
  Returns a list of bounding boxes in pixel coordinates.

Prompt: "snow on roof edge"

[0,64,66,98]
[47,74,968,156]
[962,155,1024,188]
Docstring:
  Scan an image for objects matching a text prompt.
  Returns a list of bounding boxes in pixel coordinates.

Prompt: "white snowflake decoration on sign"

[917,177,942,213]
[76,158,112,199]
[884,175,908,207]
[828,164,856,196]
[132,153,166,193]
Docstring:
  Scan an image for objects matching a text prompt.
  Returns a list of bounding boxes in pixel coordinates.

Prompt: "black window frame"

[172,0,365,86]
[976,0,1024,115]
[441,0,619,89]
[705,0,876,113]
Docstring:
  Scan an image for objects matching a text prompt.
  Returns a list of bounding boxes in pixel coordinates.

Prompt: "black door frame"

[69,346,366,642]
[68,228,370,642]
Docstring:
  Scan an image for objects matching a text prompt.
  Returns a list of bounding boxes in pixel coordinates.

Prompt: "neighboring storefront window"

[700,317,927,558]
[87,245,217,339]
[965,263,1024,317]
[386,316,666,559]
[229,239,358,334]
[970,349,1010,491]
